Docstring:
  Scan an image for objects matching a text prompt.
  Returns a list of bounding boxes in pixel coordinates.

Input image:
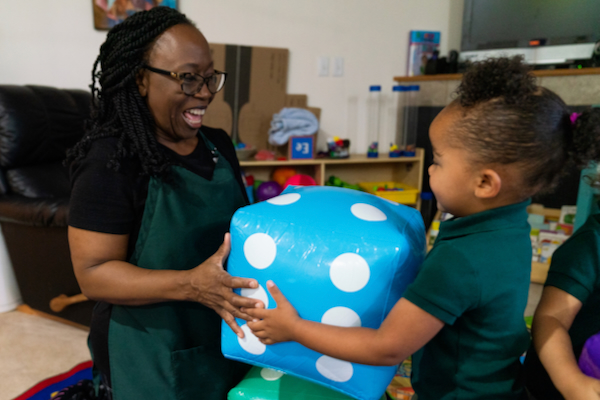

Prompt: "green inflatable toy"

[228,366,387,400]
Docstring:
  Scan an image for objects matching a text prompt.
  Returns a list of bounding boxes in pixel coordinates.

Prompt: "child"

[524,114,600,399]
[244,56,600,399]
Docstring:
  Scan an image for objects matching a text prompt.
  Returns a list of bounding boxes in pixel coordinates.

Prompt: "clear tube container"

[366,85,382,158]
[389,85,407,158]
[402,85,420,156]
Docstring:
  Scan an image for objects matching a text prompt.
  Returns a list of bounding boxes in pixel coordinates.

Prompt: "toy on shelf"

[359,181,420,205]
[325,175,361,191]
[528,204,574,264]
[271,167,297,187]
[367,141,379,158]
[254,149,277,161]
[234,141,257,161]
[242,174,255,204]
[283,174,317,190]
[327,136,350,159]
[256,181,283,202]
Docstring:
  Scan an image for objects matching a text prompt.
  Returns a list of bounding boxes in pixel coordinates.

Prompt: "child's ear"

[475,169,502,199]
[137,70,149,97]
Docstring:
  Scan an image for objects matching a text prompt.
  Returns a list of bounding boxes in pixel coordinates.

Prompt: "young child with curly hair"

[524,120,600,399]
[244,56,600,400]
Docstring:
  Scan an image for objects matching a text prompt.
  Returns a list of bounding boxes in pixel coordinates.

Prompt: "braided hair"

[452,56,600,196]
[65,7,193,177]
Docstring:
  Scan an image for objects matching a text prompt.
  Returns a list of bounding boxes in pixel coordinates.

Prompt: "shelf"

[531,261,550,285]
[239,152,422,167]
[394,67,600,83]
[240,149,425,210]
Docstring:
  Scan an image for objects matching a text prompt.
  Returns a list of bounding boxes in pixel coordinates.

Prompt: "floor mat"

[12,361,93,400]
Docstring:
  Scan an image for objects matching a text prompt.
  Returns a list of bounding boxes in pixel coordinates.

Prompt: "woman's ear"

[137,69,148,97]
[475,169,502,199]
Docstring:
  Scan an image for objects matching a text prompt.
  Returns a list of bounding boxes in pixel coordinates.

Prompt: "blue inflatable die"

[222,186,425,400]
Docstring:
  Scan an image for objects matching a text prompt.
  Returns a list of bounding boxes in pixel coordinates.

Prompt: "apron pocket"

[171,345,249,400]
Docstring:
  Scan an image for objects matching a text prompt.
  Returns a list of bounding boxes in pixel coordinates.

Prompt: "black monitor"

[461,0,600,66]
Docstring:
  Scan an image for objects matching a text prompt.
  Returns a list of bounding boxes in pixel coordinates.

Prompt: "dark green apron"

[107,134,249,400]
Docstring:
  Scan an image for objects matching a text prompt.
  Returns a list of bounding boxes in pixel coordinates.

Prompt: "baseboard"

[16,304,90,332]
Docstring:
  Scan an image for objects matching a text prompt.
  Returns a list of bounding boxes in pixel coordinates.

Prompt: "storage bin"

[359,181,419,204]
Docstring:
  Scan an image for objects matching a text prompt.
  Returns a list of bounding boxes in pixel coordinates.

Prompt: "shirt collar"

[437,199,532,241]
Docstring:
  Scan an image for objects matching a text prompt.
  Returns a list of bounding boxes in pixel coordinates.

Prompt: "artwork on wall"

[93,0,178,30]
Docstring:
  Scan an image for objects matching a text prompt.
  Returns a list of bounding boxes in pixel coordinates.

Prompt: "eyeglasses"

[142,65,227,95]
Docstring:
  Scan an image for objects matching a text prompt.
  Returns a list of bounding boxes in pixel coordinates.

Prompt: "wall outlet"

[318,56,330,77]
[333,57,344,77]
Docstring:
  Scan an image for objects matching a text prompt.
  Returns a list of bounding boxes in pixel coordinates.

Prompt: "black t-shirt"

[68,126,247,386]
[69,126,247,258]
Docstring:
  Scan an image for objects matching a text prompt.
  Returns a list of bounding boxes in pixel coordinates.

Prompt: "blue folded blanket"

[268,108,319,146]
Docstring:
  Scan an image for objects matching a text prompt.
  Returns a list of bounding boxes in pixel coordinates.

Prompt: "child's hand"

[562,374,600,400]
[243,280,300,344]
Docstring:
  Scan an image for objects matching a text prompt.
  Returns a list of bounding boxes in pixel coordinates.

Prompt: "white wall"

[0,0,464,153]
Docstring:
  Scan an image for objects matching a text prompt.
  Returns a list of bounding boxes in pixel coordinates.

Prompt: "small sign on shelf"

[289,136,315,160]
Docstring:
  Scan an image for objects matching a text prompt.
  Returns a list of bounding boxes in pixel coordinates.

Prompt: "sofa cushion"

[0,85,89,170]
[6,163,71,199]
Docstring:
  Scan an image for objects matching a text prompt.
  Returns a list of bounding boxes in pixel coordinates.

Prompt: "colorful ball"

[271,167,297,187]
[256,181,283,202]
[283,174,317,190]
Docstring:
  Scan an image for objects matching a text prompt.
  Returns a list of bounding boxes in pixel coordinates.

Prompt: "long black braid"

[65,7,193,177]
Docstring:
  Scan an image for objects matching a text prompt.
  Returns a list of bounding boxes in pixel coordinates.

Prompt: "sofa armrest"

[0,194,69,227]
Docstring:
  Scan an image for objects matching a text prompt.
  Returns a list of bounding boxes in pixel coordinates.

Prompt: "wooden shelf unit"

[240,148,425,210]
[393,67,600,83]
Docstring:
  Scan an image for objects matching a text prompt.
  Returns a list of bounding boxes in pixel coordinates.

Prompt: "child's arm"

[532,286,600,400]
[245,280,444,366]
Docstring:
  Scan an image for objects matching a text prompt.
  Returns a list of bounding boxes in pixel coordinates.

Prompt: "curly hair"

[452,56,600,195]
[65,6,193,177]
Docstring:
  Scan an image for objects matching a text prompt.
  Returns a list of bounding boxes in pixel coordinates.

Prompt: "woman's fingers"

[212,233,231,265]
[223,275,258,290]
[216,307,244,338]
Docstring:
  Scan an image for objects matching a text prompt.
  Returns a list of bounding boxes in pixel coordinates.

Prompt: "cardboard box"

[203,44,319,154]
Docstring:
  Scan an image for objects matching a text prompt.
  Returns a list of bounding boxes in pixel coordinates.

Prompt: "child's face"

[428,107,479,217]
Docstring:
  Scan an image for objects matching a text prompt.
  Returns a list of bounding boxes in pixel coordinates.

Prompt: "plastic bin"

[359,181,420,205]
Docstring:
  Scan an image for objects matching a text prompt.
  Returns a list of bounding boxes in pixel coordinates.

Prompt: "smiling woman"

[65,7,259,400]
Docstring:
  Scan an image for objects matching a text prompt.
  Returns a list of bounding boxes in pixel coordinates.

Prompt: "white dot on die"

[267,193,301,205]
[244,233,276,269]
[321,307,362,328]
[330,253,370,292]
[316,356,353,382]
[260,368,284,381]
[241,285,269,309]
[238,324,266,355]
[351,203,387,221]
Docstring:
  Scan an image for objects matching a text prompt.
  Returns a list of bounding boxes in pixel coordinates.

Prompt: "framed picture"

[93,0,178,30]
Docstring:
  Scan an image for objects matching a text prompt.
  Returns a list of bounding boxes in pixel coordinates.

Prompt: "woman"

[67,7,258,400]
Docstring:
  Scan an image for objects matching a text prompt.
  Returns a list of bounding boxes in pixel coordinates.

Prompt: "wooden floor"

[0,309,90,400]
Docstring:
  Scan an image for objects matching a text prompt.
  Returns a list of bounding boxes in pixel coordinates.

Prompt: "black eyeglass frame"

[142,65,228,95]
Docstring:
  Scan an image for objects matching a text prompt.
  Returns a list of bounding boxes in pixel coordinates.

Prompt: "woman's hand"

[187,233,263,338]
[244,280,300,344]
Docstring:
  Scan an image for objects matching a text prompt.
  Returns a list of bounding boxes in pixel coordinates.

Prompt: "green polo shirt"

[404,201,532,400]
[545,211,600,357]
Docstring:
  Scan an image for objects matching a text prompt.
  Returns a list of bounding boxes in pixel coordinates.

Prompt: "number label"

[289,136,314,159]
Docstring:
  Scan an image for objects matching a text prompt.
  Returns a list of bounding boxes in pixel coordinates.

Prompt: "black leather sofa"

[0,85,94,325]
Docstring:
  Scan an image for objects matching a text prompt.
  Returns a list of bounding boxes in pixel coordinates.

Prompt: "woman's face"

[138,24,215,146]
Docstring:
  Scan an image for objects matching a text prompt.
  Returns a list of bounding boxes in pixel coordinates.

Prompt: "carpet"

[12,361,93,400]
